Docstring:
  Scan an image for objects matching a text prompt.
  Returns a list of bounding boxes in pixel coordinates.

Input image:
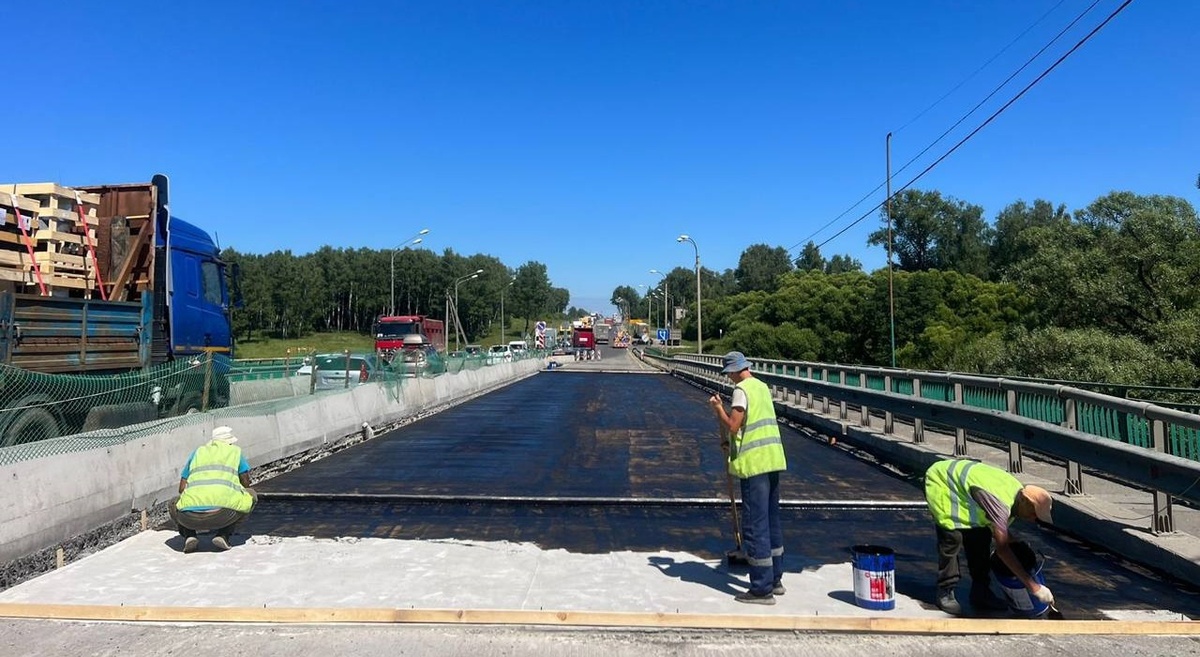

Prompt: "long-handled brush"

[720,424,750,567]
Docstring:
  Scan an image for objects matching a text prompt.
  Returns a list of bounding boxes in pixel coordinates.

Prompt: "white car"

[487,344,513,364]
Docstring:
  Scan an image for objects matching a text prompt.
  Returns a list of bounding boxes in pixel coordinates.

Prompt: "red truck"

[374,315,446,361]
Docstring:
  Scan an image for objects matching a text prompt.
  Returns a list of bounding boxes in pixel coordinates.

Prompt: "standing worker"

[170,426,257,553]
[708,351,787,605]
[924,458,1055,615]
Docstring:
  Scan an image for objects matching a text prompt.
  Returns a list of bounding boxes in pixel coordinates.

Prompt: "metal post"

[1007,389,1023,473]
[953,381,967,456]
[1151,419,1175,534]
[201,350,213,411]
[343,349,351,389]
[860,373,870,428]
[886,132,896,368]
[1064,397,1083,494]
[913,378,925,443]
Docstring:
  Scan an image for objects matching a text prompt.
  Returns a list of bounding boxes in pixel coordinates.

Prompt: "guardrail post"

[884,374,894,435]
[1063,397,1083,495]
[821,368,830,413]
[860,373,871,428]
[806,366,814,409]
[953,381,967,456]
[1007,389,1023,473]
[838,371,848,420]
[201,349,213,412]
[913,378,924,443]
[1150,418,1175,534]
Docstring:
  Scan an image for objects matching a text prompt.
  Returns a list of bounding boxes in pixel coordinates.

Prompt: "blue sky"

[5,1,1196,314]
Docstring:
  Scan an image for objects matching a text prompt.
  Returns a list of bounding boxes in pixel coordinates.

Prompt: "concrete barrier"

[0,358,544,564]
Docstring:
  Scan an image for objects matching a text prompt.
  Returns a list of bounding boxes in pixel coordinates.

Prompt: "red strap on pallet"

[7,193,48,296]
[74,192,107,300]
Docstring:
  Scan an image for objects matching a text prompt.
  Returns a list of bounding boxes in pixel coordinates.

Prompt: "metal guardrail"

[661,353,1200,536]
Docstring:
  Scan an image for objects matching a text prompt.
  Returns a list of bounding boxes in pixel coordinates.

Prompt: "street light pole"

[678,235,701,354]
[500,276,515,343]
[452,269,483,351]
[390,228,430,316]
[886,132,896,368]
[649,269,667,344]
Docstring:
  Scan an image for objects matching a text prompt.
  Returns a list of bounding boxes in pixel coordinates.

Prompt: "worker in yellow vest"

[709,351,787,605]
[169,425,257,553]
[924,458,1054,615]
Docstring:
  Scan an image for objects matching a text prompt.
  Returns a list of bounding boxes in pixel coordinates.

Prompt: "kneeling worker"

[170,425,257,552]
[924,458,1054,615]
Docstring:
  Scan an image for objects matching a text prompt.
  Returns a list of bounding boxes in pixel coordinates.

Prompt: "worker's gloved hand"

[1032,584,1054,605]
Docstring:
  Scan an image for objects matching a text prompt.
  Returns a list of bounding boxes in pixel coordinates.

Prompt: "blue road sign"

[657,329,668,341]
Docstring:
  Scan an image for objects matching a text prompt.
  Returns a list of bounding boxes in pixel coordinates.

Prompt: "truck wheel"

[2,408,60,447]
[174,393,204,416]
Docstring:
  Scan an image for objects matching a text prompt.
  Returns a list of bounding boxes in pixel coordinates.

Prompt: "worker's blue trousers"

[740,471,784,595]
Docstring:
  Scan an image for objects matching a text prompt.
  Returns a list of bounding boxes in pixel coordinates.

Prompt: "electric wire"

[788,0,1110,254]
[812,0,1134,252]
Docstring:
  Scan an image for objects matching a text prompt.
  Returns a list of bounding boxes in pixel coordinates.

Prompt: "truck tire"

[2,408,60,447]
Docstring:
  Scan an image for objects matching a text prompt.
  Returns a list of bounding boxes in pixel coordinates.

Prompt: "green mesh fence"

[0,348,549,465]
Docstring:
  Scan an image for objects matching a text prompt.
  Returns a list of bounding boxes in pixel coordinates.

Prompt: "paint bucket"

[989,541,1048,618]
[851,544,895,611]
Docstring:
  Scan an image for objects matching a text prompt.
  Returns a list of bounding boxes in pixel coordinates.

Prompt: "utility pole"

[886,132,896,368]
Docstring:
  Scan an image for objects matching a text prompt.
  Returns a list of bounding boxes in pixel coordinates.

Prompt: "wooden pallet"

[4,183,99,215]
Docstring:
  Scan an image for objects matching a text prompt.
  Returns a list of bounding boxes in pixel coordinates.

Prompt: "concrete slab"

[0,530,946,619]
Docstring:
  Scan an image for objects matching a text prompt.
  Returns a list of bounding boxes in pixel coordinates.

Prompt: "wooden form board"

[0,193,41,214]
[4,182,100,207]
[0,603,1195,635]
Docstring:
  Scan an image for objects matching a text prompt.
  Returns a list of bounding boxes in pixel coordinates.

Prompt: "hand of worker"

[1031,584,1054,605]
[708,394,722,411]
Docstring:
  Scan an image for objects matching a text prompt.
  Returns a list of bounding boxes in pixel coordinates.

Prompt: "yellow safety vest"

[728,377,787,479]
[177,441,253,513]
[925,459,1022,530]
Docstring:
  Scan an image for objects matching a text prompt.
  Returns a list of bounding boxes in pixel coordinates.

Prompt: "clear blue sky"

[6,1,1196,315]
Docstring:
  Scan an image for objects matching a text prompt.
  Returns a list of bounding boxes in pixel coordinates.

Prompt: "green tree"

[826,254,862,274]
[510,261,554,336]
[795,241,826,272]
[735,244,793,293]
[869,189,991,278]
[990,199,1070,278]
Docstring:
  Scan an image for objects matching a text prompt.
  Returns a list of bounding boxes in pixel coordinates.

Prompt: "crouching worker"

[924,458,1054,615]
[169,425,257,553]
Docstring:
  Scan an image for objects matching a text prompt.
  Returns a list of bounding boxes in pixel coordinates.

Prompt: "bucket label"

[853,567,895,602]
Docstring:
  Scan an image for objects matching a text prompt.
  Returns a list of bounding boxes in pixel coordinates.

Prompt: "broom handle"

[720,423,742,548]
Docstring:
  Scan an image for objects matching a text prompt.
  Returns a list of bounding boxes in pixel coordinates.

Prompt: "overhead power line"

[812,0,1135,253]
[789,0,1108,254]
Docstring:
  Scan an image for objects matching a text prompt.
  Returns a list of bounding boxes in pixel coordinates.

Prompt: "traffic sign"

[657,329,668,341]
[536,321,547,335]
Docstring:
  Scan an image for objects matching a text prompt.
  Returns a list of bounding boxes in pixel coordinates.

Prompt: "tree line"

[612,190,1200,388]
[224,246,584,344]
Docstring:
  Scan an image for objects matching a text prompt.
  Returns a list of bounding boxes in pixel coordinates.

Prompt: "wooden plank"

[0,194,41,214]
[0,604,1195,634]
[3,183,101,206]
[105,219,152,301]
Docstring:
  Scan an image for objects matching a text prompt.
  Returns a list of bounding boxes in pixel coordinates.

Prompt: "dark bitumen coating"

[245,371,1200,620]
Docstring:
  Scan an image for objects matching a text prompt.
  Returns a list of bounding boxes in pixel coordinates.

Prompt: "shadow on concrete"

[647,556,742,596]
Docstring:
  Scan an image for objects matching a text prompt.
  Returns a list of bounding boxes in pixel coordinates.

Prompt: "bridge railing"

[663,353,1200,536]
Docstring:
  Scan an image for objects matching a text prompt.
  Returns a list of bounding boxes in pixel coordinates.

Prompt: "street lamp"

[451,269,484,351]
[390,228,430,316]
[677,235,702,354]
[650,269,669,343]
[500,276,515,343]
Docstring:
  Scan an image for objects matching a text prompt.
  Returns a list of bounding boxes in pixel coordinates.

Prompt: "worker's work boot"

[772,581,786,596]
[734,591,777,606]
[936,587,962,615]
[183,537,199,554]
[211,535,231,551]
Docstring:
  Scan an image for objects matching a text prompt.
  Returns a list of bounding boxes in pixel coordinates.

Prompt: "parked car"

[487,344,513,364]
[295,353,380,390]
[464,344,484,357]
[396,344,444,377]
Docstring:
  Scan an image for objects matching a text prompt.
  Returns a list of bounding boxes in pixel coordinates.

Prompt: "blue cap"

[721,351,750,373]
